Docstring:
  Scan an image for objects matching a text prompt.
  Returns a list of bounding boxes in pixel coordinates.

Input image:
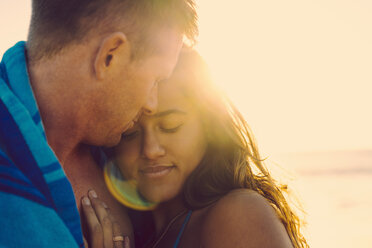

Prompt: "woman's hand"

[81,190,130,248]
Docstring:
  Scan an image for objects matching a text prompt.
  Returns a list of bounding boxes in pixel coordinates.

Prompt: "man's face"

[93,28,183,147]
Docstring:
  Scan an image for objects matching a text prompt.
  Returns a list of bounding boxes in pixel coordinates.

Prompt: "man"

[0,0,197,247]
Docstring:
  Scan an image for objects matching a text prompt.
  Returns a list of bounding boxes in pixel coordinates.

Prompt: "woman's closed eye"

[160,124,183,133]
[159,122,184,133]
[157,113,187,133]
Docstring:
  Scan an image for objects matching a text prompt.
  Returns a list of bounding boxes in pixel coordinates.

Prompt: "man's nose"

[143,83,158,116]
[142,132,165,160]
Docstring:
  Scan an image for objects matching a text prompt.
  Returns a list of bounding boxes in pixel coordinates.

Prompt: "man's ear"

[94,32,130,80]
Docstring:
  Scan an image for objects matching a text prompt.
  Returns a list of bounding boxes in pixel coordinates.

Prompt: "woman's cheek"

[116,141,141,179]
[120,138,142,158]
[174,129,206,170]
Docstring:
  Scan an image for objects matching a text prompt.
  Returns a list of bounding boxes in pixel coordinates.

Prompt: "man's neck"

[25,48,136,239]
[27,55,89,165]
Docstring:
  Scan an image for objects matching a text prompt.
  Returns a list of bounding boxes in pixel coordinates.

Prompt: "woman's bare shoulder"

[200,189,293,248]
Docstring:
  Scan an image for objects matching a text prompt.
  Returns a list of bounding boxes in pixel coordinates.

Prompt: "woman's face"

[114,80,207,203]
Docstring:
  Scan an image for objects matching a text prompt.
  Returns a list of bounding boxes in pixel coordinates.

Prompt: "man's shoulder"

[0,146,49,205]
[0,146,82,247]
[0,189,79,247]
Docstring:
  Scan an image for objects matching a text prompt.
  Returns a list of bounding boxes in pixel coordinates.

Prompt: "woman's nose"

[142,132,165,160]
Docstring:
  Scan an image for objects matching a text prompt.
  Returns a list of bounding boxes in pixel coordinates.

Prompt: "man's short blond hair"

[27,0,198,61]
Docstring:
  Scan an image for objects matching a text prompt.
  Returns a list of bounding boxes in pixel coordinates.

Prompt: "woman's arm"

[81,190,131,248]
[200,189,293,248]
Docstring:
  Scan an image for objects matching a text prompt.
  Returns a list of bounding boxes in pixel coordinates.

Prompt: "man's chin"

[122,120,135,133]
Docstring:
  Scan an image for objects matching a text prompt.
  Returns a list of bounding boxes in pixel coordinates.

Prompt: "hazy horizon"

[269,150,372,248]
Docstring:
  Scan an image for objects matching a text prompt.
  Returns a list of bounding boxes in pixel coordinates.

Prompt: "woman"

[81,49,308,248]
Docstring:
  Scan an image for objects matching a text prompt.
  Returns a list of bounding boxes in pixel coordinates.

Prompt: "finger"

[88,190,114,248]
[107,208,124,248]
[112,236,125,248]
[81,197,103,248]
[124,236,130,248]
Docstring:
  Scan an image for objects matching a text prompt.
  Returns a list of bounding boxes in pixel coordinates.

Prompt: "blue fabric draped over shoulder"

[0,42,84,248]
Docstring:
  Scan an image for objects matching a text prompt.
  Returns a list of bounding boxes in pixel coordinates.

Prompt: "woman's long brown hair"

[174,48,309,248]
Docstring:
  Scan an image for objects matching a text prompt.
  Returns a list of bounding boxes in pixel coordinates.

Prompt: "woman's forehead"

[153,84,193,118]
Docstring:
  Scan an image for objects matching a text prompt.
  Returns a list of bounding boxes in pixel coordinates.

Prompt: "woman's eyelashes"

[121,117,186,141]
[158,113,187,133]
[159,123,183,133]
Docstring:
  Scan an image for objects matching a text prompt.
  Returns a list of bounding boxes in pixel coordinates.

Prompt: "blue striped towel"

[0,42,84,247]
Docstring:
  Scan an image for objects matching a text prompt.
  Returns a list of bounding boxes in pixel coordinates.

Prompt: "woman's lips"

[139,165,175,178]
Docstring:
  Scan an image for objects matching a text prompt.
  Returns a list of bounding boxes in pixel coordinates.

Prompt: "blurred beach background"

[1,1,371,247]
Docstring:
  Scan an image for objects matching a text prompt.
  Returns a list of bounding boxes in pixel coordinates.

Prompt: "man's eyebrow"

[154,109,187,117]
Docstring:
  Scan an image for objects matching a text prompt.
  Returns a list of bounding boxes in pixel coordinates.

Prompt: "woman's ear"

[94,32,130,80]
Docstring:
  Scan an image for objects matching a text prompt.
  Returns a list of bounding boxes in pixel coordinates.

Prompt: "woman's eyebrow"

[154,109,187,117]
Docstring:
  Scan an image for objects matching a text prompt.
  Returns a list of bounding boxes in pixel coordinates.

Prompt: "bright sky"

[1,1,371,154]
